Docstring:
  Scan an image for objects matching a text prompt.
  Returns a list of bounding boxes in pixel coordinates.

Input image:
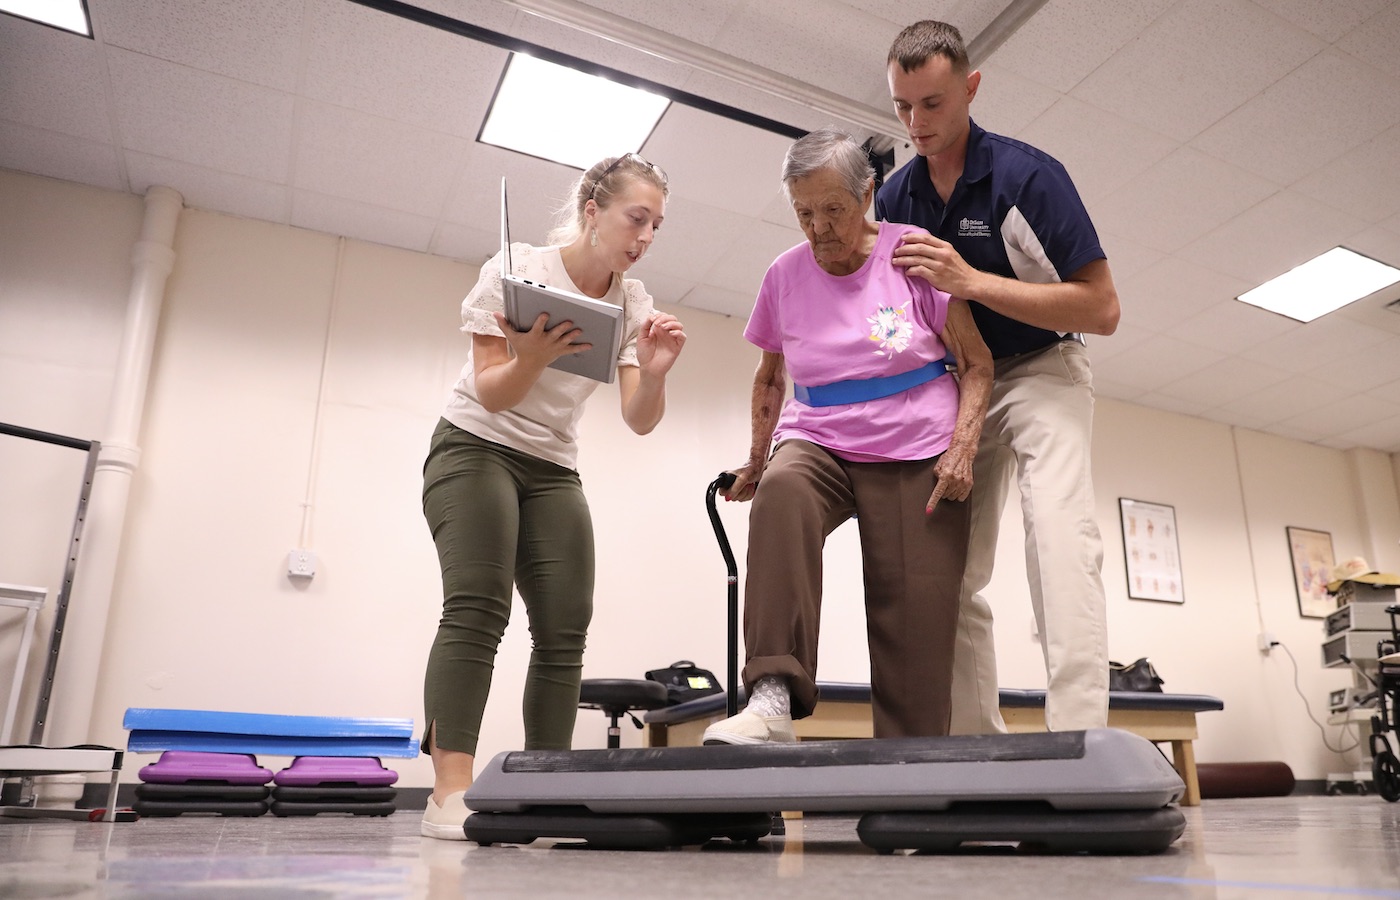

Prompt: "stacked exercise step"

[133,752,399,818]
[460,474,1190,854]
[123,707,416,818]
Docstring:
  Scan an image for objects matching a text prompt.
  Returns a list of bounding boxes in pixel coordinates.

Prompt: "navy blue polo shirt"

[875,119,1104,360]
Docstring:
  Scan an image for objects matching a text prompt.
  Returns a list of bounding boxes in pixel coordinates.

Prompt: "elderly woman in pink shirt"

[704,127,993,745]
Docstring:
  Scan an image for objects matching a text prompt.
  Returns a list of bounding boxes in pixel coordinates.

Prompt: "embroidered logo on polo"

[958,217,991,238]
[867,304,913,358]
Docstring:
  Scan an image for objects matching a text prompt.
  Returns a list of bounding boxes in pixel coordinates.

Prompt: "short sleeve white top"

[441,243,654,470]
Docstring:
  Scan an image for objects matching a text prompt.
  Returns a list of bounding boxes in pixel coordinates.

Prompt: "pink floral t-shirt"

[743,221,960,463]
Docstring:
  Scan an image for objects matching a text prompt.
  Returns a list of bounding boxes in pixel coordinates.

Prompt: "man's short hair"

[887,20,969,74]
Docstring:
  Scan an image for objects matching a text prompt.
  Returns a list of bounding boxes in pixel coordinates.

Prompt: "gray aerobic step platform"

[464,728,1187,853]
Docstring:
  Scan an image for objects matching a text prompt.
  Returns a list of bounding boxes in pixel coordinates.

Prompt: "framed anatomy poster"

[1286,526,1336,619]
[1119,498,1184,603]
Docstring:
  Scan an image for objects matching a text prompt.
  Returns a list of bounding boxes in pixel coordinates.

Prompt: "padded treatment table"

[464,728,1186,852]
[123,709,419,758]
[644,683,1223,806]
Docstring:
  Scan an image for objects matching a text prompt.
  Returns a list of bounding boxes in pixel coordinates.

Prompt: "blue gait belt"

[793,357,953,407]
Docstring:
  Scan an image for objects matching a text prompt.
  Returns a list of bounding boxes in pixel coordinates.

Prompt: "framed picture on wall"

[1119,498,1184,603]
[1286,526,1336,619]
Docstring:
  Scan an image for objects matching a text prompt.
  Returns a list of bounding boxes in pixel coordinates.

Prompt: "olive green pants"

[421,420,594,757]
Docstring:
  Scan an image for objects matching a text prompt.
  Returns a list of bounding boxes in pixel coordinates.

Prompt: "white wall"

[2,168,1397,784]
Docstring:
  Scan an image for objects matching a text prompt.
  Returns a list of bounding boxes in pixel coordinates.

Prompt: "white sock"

[746,676,790,717]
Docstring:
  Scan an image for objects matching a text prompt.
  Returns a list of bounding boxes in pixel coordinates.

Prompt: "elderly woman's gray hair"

[781,128,875,202]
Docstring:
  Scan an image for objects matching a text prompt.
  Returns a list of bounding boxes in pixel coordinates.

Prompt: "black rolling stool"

[577,679,670,748]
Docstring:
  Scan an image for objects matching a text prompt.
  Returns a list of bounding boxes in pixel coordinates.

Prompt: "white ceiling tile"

[1085,334,1226,392]
[300,0,507,139]
[1134,391,1213,417]
[507,7,695,90]
[1331,413,1400,453]
[291,190,436,252]
[1069,0,1324,141]
[1090,377,1147,402]
[441,144,580,247]
[1095,231,1165,284]
[0,17,112,143]
[964,64,1063,140]
[1197,406,1272,431]
[1253,0,1392,43]
[1014,97,1177,206]
[1152,356,1291,406]
[577,0,745,44]
[989,0,1174,93]
[676,282,755,319]
[4,0,1400,450]
[429,222,497,266]
[1092,146,1278,254]
[1239,311,1394,370]
[1214,376,1355,425]
[1192,49,1400,187]
[698,219,803,295]
[107,48,294,181]
[1275,390,1400,438]
[0,122,123,191]
[641,104,793,218]
[1336,2,1400,81]
[712,0,898,100]
[1085,320,1157,364]
[677,69,863,138]
[1345,224,1400,270]
[1162,298,1299,354]
[1369,376,1400,405]
[1118,257,1253,333]
[636,197,748,283]
[1268,422,1328,444]
[837,0,985,32]
[410,0,518,33]
[292,101,468,217]
[622,269,697,309]
[761,190,798,230]
[1292,124,1400,224]
[1178,190,1359,286]
[1310,335,1400,393]
[125,151,287,223]
[96,0,304,91]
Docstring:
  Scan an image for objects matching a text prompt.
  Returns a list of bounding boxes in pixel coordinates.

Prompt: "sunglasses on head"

[588,153,667,201]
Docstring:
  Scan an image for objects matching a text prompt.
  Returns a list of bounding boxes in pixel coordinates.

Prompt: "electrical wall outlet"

[1257,632,1277,653]
[288,549,317,580]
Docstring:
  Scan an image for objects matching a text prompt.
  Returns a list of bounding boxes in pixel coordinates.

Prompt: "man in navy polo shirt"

[876,20,1121,734]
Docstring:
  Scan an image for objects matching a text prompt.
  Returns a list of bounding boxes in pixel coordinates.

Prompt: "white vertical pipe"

[43,186,183,752]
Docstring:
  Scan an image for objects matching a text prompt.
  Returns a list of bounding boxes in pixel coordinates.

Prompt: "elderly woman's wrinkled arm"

[927,300,993,512]
[725,350,786,502]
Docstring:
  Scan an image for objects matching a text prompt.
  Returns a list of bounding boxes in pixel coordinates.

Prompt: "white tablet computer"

[500,178,624,384]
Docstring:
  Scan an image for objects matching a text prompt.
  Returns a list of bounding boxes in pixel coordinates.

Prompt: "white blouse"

[441,243,655,470]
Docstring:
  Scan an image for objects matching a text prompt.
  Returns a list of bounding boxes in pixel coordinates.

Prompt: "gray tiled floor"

[2,797,1398,898]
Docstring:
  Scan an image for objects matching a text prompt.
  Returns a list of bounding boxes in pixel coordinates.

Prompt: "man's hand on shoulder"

[890,231,984,299]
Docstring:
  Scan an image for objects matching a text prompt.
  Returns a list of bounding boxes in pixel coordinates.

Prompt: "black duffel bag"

[1109,657,1165,692]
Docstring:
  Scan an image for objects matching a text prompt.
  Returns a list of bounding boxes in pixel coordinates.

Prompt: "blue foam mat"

[122,709,420,759]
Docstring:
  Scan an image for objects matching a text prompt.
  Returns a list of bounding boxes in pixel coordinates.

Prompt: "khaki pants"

[741,439,970,738]
[951,340,1109,734]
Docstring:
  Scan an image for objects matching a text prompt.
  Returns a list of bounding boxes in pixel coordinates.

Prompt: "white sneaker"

[702,709,796,746]
[420,790,469,840]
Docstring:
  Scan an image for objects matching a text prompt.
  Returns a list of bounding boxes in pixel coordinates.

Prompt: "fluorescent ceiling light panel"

[0,0,90,35]
[1236,247,1400,323]
[480,54,668,170]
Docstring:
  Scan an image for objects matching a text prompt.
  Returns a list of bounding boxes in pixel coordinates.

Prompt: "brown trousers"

[742,440,970,738]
